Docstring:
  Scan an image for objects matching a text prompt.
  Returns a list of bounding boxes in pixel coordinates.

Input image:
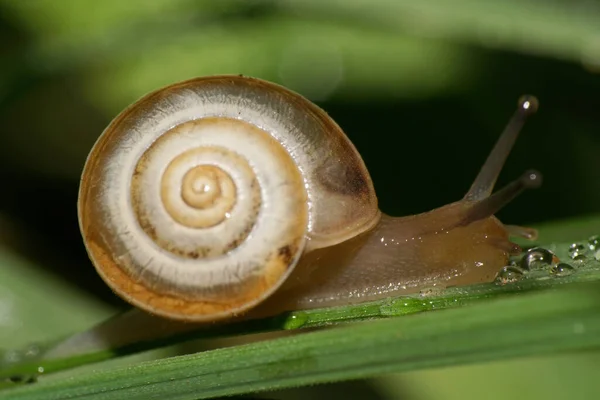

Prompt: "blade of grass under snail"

[1,234,599,382]
[3,282,600,400]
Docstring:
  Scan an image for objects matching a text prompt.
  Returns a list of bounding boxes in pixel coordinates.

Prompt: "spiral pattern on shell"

[130,120,270,261]
[128,116,308,286]
[80,113,309,321]
[78,75,380,321]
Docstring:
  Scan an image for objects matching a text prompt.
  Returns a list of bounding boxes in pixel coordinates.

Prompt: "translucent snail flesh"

[78,75,541,323]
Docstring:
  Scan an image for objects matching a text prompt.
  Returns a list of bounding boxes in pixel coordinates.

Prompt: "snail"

[78,74,542,325]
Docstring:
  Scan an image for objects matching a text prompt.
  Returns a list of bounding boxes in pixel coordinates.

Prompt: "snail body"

[78,75,540,323]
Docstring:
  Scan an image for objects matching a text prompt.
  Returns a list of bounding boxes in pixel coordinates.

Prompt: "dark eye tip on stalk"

[521,169,542,189]
[517,95,539,116]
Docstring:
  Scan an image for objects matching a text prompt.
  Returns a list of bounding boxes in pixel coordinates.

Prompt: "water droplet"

[495,265,525,284]
[588,235,599,251]
[520,247,555,270]
[572,254,586,263]
[283,312,309,330]
[569,243,584,251]
[551,263,575,277]
[595,250,600,261]
[568,243,588,259]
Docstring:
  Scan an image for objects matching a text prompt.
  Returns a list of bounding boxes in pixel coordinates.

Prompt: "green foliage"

[0,1,599,399]
[3,281,600,399]
[1,219,600,398]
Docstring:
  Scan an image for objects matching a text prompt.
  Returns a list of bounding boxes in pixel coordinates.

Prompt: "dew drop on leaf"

[283,312,309,330]
[551,263,575,277]
[520,247,555,270]
[569,243,585,252]
[568,243,588,259]
[588,235,599,251]
[495,265,525,285]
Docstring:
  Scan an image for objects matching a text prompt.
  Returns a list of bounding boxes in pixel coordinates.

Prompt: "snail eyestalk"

[465,95,539,202]
[461,170,542,226]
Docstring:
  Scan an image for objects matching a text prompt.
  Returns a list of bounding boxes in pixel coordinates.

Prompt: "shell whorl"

[130,120,271,261]
[78,75,379,321]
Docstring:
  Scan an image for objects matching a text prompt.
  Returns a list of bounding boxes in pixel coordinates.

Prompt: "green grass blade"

[1,233,599,383]
[2,283,600,400]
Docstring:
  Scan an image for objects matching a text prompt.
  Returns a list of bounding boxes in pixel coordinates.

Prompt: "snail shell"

[78,75,380,322]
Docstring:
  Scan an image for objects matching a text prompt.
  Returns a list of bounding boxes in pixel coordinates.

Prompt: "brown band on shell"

[83,229,305,321]
[315,153,371,197]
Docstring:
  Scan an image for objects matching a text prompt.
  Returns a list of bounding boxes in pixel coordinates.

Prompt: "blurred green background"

[0,0,599,399]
